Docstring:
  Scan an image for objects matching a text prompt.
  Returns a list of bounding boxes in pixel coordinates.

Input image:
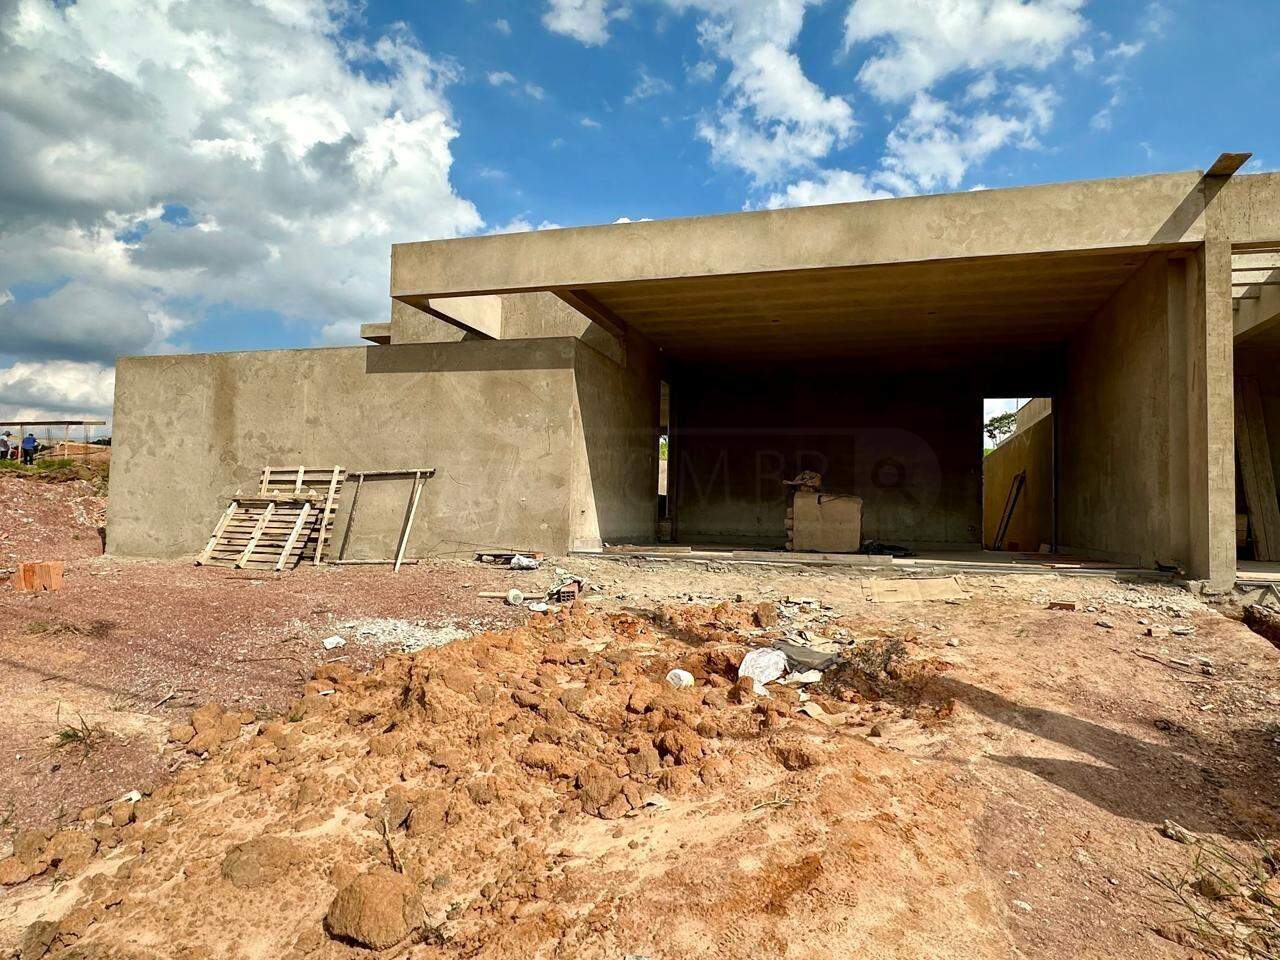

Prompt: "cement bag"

[738,647,788,694]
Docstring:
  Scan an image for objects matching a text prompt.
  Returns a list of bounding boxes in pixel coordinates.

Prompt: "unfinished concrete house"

[108,159,1280,588]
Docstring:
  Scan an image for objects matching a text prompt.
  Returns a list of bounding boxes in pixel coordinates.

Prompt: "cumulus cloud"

[666,0,855,184]
[762,169,893,209]
[0,0,484,422]
[542,0,617,45]
[878,87,1056,193]
[487,218,564,235]
[844,0,1087,101]
[0,361,116,426]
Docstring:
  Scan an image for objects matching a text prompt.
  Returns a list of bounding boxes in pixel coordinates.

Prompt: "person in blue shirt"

[20,433,37,465]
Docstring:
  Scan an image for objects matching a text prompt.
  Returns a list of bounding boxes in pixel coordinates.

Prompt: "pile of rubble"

[0,601,984,959]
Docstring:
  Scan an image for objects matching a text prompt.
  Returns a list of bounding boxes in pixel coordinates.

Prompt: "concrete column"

[1184,240,1236,587]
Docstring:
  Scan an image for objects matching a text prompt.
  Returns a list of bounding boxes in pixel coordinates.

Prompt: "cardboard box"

[791,492,862,553]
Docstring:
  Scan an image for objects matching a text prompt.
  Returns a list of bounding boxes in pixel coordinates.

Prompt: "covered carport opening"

[1233,245,1280,583]
[565,246,1169,561]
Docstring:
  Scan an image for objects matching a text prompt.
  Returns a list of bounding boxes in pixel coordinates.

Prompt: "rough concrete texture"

[109,321,662,561]
[109,340,582,559]
[1059,255,1173,566]
[570,325,660,550]
[982,415,1052,552]
[1057,250,1234,584]
[670,369,981,549]
[1236,346,1280,495]
[390,171,1262,298]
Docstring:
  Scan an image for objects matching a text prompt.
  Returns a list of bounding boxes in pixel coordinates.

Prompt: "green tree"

[984,411,1018,446]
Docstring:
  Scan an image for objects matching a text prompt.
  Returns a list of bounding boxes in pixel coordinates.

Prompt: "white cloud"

[1106,40,1145,58]
[580,116,602,129]
[542,0,616,45]
[1071,46,1095,71]
[487,70,516,86]
[844,0,1086,101]
[665,0,855,184]
[762,169,893,209]
[0,0,483,391]
[493,18,512,35]
[524,82,547,100]
[878,88,1056,193]
[0,360,116,426]
[686,59,717,83]
[626,67,674,104]
[487,218,563,234]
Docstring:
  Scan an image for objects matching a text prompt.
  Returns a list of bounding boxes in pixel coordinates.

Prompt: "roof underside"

[574,249,1150,365]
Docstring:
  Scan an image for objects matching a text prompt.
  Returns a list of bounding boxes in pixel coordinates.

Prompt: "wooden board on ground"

[1236,377,1280,562]
[862,576,967,603]
[11,561,65,593]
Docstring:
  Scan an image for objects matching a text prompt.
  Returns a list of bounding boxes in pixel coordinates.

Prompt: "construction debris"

[10,560,65,593]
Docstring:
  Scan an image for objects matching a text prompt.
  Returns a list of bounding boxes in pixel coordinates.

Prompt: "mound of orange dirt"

[0,602,1007,959]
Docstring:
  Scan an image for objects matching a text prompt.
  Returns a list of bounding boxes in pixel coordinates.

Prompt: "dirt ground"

[2,473,1280,959]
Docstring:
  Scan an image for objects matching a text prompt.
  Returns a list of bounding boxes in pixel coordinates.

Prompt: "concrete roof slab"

[393,171,1218,298]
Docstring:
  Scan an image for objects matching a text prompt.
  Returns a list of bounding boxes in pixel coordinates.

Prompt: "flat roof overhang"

[392,169,1280,367]
[557,249,1152,365]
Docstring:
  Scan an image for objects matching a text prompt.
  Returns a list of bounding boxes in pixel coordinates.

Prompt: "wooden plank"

[1206,152,1252,177]
[337,473,364,562]
[314,467,343,565]
[393,471,425,573]
[235,502,275,568]
[197,501,239,565]
[276,503,313,571]
[1236,377,1280,562]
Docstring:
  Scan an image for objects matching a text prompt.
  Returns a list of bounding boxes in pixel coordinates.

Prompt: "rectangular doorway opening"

[982,397,1054,556]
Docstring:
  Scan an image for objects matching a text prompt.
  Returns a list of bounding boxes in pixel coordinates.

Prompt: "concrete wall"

[569,327,661,550]
[671,369,982,549]
[1055,246,1237,577]
[1058,255,1173,566]
[1235,344,1280,553]
[108,339,581,559]
[983,415,1053,552]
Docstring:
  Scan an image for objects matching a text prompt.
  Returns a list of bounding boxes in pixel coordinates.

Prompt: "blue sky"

[0,0,1276,429]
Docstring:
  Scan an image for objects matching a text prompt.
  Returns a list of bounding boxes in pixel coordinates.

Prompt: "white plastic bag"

[738,647,788,694]
[665,668,694,688]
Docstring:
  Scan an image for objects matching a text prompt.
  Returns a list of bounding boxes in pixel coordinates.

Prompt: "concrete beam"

[1235,283,1280,342]
[391,171,1259,298]
[552,289,627,342]
[1218,173,1280,246]
[359,322,391,345]
[414,295,503,339]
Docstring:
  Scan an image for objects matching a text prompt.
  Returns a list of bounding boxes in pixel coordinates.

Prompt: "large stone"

[220,836,301,889]
[324,867,424,949]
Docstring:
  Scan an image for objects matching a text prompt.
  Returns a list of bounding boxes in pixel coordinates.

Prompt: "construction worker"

[0,432,10,460]
[20,432,37,465]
